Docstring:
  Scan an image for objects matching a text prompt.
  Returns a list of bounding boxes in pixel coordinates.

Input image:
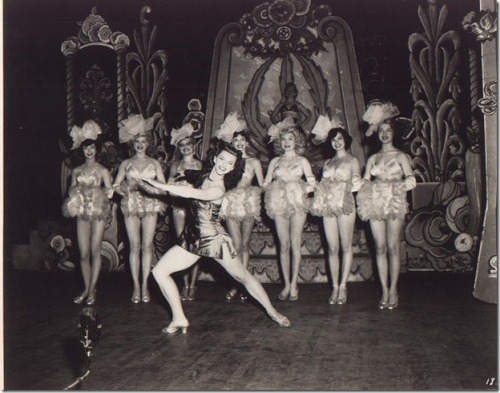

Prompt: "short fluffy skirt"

[264,180,308,219]
[356,180,408,221]
[309,179,355,217]
[62,185,111,222]
[220,186,262,222]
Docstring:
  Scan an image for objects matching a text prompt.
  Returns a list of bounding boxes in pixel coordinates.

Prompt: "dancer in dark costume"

[141,142,290,333]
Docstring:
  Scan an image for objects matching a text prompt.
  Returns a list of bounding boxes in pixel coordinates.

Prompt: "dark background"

[3,0,478,251]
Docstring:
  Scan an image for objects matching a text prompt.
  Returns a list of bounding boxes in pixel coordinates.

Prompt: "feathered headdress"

[69,120,102,150]
[214,112,247,143]
[267,117,296,143]
[311,114,344,145]
[362,100,400,137]
[118,114,156,143]
[170,122,195,146]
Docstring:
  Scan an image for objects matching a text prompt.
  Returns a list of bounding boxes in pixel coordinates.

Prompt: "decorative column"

[464,2,498,303]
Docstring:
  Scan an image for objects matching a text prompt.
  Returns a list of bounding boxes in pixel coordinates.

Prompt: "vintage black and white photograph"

[3,0,497,390]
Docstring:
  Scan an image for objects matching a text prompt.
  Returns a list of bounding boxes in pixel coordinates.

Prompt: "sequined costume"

[356,155,409,221]
[179,174,237,259]
[62,167,111,221]
[264,156,308,219]
[310,159,360,217]
[120,161,166,217]
[220,158,262,222]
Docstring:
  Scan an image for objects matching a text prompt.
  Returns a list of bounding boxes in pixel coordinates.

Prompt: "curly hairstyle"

[272,125,307,156]
[75,138,103,164]
[324,127,353,157]
[189,141,244,191]
[375,117,404,148]
[127,131,156,157]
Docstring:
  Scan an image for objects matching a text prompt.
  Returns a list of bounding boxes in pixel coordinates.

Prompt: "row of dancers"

[62,100,415,332]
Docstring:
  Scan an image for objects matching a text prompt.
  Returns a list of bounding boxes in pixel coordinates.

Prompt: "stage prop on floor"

[63,307,102,390]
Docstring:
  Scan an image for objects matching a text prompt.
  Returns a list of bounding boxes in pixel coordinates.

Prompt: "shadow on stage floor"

[3,268,497,390]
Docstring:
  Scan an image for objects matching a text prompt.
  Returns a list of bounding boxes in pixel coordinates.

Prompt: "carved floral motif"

[462,9,497,43]
[235,0,341,58]
[477,81,497,115]
[408,0,466,182]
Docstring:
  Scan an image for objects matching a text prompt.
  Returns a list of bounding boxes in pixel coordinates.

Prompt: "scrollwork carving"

[408,0,465,182]
[233,0,342,58]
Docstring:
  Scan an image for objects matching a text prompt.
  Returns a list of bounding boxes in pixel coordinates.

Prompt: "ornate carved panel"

[203,0,367,171]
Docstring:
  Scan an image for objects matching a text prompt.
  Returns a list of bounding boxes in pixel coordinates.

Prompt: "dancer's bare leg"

[87,219,106,302]
[370,220,389,306]
[274,216,291,298]
[289,212,306,299]
[124,215,142,301]
[386,218,404,305]
[75,220,91,301]
[214,245,290,327]
[152,245,200,329]
[140,214,158,300]
[323,216,340,302]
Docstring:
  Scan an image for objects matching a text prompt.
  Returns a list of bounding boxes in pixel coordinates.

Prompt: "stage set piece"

[11,0,497,302]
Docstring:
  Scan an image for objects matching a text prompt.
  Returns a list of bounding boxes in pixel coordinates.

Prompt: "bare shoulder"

[73,165,84,175]
[396,151,412,164]
[119,158,131,168]
[248,157,262,167]
[96,163,110,174]
[348,154,360,165]
[299,156,311,165]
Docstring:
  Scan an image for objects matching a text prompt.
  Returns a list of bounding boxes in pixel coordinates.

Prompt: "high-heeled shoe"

[180,286,189,301]
[328,287,338,304]
[387,293,399,310]
[161,320,189,334]
[86,290,97,306]
[187,286,197,301]
[225,288,237,301]
[142,288,150,303]
[379,294,389,309]
[73,294,86,305]
[269,312,291,327]
[131,288,140,304]
[239,292,248,301]
[278,288,290,301]
[337,285,348,305]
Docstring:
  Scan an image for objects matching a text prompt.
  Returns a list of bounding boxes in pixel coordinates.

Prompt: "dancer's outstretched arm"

[141,177,224,201]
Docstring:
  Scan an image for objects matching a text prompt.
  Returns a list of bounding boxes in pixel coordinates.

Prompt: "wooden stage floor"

[3,268,497,390]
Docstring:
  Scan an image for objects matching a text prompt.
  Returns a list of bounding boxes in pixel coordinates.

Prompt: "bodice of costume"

[272,157,304,182]
[322,160,352,182]
[181,175,236,258]
[120,160,165,217]
[76,168,103,188]
[62,166,110,221]
[125,162,156,181]
[369,156,404,181]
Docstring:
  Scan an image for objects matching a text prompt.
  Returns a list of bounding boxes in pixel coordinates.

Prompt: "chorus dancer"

[356,101,416,310]
[167,122,202,301]
[263,119,316,302]
[142,141,290,333]
[62,120,113,305]
[114,114,167,304]
[309,115,361,305]
[215,113,264,301]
